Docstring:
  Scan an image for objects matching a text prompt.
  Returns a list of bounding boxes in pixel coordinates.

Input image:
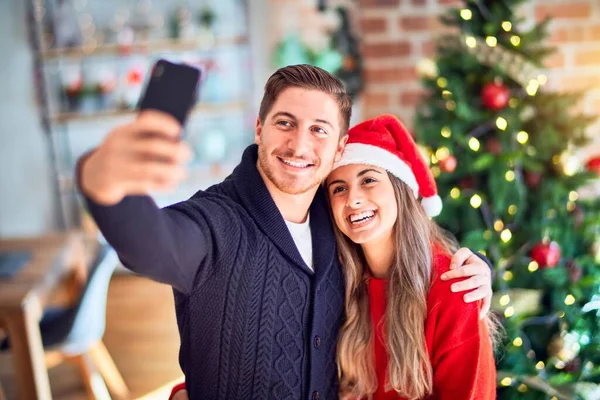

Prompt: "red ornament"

[486,138,502,155]
[525,171,542,189]
[585,156,600,176]
[530,241,561,269]
[439,155,457,173]
[481,81,510,110]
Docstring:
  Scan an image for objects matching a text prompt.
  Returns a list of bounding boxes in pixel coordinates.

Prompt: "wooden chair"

[2,244,129,399]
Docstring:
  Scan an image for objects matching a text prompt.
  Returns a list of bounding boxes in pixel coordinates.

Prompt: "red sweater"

[368,252,496,400]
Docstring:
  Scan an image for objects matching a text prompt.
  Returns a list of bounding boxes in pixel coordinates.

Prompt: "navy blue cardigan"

[83,145,344,400]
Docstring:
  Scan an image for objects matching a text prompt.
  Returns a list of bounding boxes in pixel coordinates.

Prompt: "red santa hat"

[333,114,443,217]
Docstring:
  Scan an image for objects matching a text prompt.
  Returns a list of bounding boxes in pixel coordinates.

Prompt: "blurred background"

[0,0,599,399]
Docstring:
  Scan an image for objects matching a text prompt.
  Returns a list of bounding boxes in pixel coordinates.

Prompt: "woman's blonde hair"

[332,173,500,400]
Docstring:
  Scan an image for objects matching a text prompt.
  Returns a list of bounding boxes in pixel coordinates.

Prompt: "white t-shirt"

[285,214,313,271]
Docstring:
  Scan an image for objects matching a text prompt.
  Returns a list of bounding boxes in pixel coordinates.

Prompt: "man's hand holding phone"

[79,59,200,206]
[80,111,192,206]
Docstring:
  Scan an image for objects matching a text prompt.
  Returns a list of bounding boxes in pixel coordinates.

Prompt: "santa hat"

[333,114,443,217]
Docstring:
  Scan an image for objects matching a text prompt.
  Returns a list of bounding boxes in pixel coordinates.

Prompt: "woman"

[327,114,498,399]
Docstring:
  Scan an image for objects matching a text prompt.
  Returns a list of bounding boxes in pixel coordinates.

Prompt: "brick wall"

[266,0,600,161]
[357,0,600,161]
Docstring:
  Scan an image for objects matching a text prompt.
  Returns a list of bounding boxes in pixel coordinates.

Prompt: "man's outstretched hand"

[80,110,192,206]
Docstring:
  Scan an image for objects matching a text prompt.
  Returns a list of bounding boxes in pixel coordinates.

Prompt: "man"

[78,65,493,399]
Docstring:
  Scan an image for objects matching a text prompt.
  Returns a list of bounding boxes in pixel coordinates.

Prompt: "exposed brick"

[550,25,600,43]
[592,97,600,115]
[535,3,592,21]
[438,0,462,5]
[364,66,418,83]
[560,75,600,91]
[550,27,586,43]
[363,41,412,58]
[590,25,600,41]
[364,92,391,108]
[422,40,437,57]
[544,52,566,69]
[361,16,388,34]
[399,16,443,32]
[574,49,600,66]
[360,0,400,7]
[400,90,425,106]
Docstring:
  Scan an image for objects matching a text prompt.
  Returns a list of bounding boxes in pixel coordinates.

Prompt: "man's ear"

[334,134,349,163]
[254,117,262,145]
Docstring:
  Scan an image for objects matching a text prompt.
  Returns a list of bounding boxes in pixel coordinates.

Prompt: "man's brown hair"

[258,64,353,137]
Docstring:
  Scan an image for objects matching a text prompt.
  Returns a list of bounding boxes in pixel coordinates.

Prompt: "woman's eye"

[363,177,377,185]
[332,186,345,194]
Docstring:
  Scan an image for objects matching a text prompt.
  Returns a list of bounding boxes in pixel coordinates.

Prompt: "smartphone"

[138,59,202,127]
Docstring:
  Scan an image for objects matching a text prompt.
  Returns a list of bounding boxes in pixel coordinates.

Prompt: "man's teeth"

[281,159,311,168]
[350,211,375,223]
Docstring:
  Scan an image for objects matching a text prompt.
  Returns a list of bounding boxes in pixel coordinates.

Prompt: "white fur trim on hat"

[421,195,442,217]
[334,143,419,198]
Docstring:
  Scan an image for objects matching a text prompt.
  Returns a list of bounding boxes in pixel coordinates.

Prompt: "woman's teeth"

[349,210,375,224]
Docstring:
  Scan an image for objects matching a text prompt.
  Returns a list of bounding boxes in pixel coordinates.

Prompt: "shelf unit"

[26,0,256,230]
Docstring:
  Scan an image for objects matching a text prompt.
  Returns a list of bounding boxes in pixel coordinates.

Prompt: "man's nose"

[287,128,311,156]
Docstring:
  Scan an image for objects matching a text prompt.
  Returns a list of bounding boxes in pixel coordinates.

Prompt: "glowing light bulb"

[516,131,529,144]
[465,36,477,48]
[528,261,539,272]
[565,294,575,306]
[470,194,482,208]
[486,36,498,47]
[469,137,481,151]
[496,117,508,131]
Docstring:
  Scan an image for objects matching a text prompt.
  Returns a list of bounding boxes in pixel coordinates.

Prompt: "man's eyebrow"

[271,111,297,121]
[271,112,333,129]
[315,119,334,129]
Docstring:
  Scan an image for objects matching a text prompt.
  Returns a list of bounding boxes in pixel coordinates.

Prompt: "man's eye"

[277,120,292,127]
[312,126,327,135]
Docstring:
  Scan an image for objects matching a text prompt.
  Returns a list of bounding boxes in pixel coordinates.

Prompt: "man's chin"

[274,180,320,195]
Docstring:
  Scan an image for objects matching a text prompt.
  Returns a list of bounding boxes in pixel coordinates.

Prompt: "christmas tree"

[414,1,600,398]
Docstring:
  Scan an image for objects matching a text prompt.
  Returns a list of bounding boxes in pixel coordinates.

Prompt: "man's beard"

[258,145,329,195]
